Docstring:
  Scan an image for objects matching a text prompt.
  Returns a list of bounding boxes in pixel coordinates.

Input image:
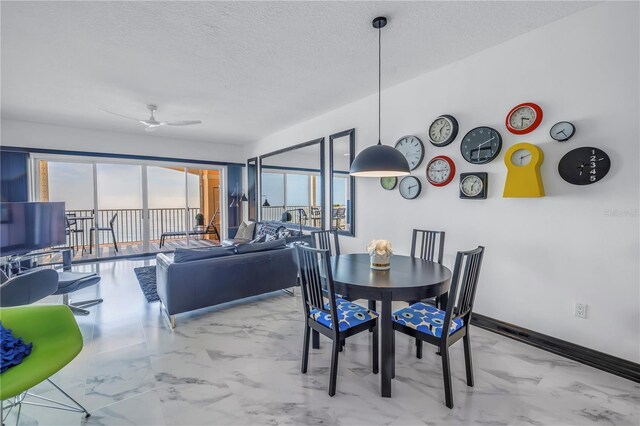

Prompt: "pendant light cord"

[377,24,382,145]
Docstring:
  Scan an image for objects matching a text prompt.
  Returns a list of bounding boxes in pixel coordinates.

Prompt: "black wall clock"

[461,127,502,164]
[380,176,397,190]
[550,121,576,142]
[459,172,488,199]
[428,115,459,147]
[558,147,611,185]
[395,136,425,171]
[399,176,421,199]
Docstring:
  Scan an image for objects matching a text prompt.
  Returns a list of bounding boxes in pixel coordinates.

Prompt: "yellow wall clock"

[503,143,545,197]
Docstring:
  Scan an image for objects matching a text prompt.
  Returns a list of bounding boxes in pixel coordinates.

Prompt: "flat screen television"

[0,202,66,257]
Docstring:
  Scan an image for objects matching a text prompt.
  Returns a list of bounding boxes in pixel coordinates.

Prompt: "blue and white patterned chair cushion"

[392,302,463,338]
[310,298,378,331]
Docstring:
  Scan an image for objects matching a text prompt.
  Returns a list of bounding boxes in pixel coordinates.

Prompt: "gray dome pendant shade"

[350,16,410,178]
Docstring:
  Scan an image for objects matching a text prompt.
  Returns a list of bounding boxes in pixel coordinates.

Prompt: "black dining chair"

[89,213,119,254]
[409,229,446,353]
[411,229,445,264]
[392,246,485,409]
[310,229,340,256]
[296,245,379,396]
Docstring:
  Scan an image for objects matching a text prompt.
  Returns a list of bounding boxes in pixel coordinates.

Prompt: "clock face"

[461,127,502,164]
[550,121,576,142]
[399,176,421,199]
[395,136,425,171]
[459,173,487,199]
[558,147,611,185]
[426,156,455,186]
[428,115,459,147]
[506,102,543,135]
[380,176,397,190]
[510,148,533,167]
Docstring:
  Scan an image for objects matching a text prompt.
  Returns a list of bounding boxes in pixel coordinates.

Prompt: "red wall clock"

[426,155,456,187]
[505,102,543,135]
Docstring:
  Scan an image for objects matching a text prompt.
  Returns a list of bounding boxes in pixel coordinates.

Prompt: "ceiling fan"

[99,104,201,132]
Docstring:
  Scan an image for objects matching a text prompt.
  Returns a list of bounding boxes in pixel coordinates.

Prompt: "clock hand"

[558,129,567,137]
[477,136,495,148]
[519,153,532,165]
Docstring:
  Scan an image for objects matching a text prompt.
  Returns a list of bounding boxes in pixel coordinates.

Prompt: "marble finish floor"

[6,258,639,425]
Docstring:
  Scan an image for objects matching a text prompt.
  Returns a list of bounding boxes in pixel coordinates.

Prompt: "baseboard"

[470,313,640,383]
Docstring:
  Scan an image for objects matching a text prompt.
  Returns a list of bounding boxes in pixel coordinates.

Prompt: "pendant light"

[350,16,410,177]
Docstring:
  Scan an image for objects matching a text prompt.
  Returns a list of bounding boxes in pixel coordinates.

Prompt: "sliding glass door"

[34,157,222,262]
[38,160,96,260]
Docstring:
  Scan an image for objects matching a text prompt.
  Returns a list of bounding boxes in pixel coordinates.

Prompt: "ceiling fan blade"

[164,120,202,126]
[144,125,160,132]
[99,109,143,122]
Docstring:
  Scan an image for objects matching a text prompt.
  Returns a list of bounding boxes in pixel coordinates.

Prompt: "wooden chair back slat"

[296,245,338,321]
[443,246,485,336]
[411,229,445,264]
[311,230,341,256]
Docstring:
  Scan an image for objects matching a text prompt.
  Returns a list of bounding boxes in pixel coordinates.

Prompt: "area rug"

[133,266,159,302]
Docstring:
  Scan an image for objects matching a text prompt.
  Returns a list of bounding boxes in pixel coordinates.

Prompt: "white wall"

[247,4,640,361]
[1,118,245,164]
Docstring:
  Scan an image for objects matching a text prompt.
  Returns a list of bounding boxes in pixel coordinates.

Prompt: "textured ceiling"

[1,1,594,145]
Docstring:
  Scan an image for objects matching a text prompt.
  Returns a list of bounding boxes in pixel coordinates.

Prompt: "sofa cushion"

[235,221,255,240]
[255,222,285,239]
[174,247,235,263]
[235,238,286,254]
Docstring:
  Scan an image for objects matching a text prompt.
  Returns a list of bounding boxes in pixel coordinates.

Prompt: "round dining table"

[325,253,452,398]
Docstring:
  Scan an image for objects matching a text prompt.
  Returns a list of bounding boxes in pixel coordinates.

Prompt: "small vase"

[370,253,391,270]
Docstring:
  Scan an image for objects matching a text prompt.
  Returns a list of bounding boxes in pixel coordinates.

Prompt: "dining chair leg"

[89,230,93,254]
[328,339,340,397]
[339,339,345,352]
[463,333,474,387]
[301,325,310,374]
[391,330,396,379]
[415,338,423,359]
[368,300,376,333]
[312,330,320,349]
[441,345,453,409]
[372,323,379,374]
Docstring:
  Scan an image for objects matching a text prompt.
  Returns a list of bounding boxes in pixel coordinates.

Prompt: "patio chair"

[159,210,221,248]
[65,213,85,253]
[89,213,118,254]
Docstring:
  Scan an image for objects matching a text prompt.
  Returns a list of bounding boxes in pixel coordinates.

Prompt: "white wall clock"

[395,136,425,171]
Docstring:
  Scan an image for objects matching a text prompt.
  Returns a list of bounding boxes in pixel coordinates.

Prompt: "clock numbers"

[558,147,611,185]
[395,136,425,171]
[428,115,459,147]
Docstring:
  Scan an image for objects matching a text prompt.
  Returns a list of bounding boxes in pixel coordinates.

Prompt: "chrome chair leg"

[62,294,103,316]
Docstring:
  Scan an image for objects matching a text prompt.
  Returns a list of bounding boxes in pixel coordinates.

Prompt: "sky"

[46,162,201,210]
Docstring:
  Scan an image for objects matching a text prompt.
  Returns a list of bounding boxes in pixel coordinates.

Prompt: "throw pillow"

[235,238,287,254]
[174,247,235,263]
[235,221,255,240]
[264,234,277,242]
[0,322,32,373]
[277,227,292,239]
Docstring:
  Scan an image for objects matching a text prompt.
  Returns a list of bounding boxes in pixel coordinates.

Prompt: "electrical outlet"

[574,303,587,319]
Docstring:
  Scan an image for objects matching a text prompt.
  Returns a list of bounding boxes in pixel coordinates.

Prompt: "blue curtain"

[0,150,29,202]
[227,165,243,230]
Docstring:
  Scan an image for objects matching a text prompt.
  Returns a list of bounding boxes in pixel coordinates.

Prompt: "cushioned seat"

[393,302,463,338]
[310,298,378,331]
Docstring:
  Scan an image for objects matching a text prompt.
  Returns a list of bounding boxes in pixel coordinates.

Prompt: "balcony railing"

[65,207,204,245]
[260,205,324,227]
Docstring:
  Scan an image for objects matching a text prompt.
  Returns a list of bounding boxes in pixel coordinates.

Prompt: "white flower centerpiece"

[367,240,393,270]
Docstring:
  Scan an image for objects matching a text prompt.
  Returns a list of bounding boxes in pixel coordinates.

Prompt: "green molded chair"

[0,305,89,424]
